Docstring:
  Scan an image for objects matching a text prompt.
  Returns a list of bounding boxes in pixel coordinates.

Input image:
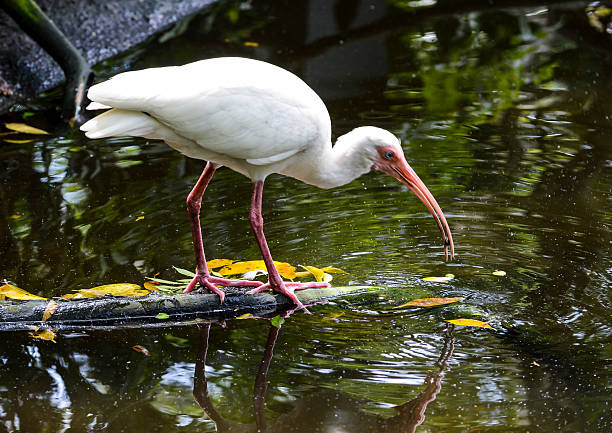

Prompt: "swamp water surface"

[0,1,610,432]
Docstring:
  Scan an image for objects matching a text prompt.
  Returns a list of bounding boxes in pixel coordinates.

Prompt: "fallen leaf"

[42,300,59,321]
[323,311,345,320]
[3,139,35,144]
[135,216,144,221]
[155,313,170,319]
[173,266,196,278]
[60,283,148,298]
[29,329,57,342]
[236,313,253,320]
[207,259,233,269]
[301,265,325,282]
[393,297,464,309]
[5,122,50,135]
[132,345,150,356]
[422,274,455,282]
[0,283,46,300]
[0,131,16,137]
[219,261,297,280]
[321,266,345,274]
[270,315,285,327]
[446,318,493,329]
[492,270,506,276]
[143,281,160,292]
[243,41,259,47]
[531,361,540,367]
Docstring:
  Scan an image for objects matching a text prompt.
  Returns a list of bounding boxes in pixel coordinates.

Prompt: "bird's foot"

[184,274,264,303]
[246,281,330,308]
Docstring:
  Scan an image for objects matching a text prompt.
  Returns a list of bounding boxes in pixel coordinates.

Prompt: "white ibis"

[81,57,454,308]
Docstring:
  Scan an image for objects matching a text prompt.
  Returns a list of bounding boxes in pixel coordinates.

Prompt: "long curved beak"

[383,158,455,260]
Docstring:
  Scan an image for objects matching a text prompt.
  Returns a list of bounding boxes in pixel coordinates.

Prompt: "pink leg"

[245,181,330,307]
[184,162,263,303]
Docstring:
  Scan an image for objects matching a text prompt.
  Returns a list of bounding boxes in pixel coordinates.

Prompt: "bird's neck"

[279,140,372,189]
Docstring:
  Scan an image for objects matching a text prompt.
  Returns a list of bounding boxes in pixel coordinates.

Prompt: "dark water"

[1,1,611,432]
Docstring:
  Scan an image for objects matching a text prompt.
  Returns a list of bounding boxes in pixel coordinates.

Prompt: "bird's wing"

[86,58,331,164]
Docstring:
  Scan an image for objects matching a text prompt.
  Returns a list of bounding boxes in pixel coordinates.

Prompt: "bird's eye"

[384,151,395,159]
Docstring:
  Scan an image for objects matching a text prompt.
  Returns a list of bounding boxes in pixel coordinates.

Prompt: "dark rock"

[0,0,217,114]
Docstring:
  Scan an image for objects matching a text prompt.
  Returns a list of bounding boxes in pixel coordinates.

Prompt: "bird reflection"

[193,322,455,432]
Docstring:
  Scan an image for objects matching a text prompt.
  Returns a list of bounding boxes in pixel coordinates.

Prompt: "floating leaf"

[0,283,46,300]
[236,313,253,320]
[393,297,464,309]
[243,41,259,47]
[219,261,296,280]
[321,266,345,274]
[60,283,148,298]
[422,274,455,282]
[132,345,150,356]
[492,270,506,276]
[135,216,144,221]
[207,259,233,269]
[173,266,197,278]
[42,300,59,321]
[4,139,35,144]
[446,319,493,329]
[155,313,170,319]
[5,122,50,135]
[323,311,345,320]
[29,329,57,342]
[270,315,285,327]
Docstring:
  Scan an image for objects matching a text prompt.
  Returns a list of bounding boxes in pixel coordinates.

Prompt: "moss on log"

[0,286,378,331]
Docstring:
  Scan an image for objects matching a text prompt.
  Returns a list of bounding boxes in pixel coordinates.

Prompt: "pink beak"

[379,157,455,261]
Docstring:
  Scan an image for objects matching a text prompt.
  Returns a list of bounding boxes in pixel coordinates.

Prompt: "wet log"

[0,286,377,331]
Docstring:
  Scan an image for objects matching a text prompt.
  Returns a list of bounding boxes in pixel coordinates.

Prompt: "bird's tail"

[80,108,163,139]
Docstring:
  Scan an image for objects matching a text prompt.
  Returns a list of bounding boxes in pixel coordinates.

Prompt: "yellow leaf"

[4,138,35,144]
[236,313,253,320]
[0,283,46,300]
[42,300,59,321]
[143,281,160,292]
[29,329,57,342]
[219,260,296,280]
[5,123,50,135]
[492,270,506,276]
[207,259,233,269]
[446,319,493,329]
[393,297,463,309]
[135,216,144,221]
[243,41,259,47]
[59,283,148,299]
[422,273,455,282]
[321,266,345,274]
[323,311,345,320]
[301,265,325,282]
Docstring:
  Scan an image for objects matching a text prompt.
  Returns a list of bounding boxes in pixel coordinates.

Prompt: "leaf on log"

[60,283,148,298]
[42,300,59,321]
[29,328,57,342]
[219,261,297,280]
[0,283,46,300]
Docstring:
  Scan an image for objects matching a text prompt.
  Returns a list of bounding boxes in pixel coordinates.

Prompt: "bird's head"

[337,126,455,260]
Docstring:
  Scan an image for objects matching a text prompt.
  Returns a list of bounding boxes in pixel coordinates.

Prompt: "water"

[0,1,610,431]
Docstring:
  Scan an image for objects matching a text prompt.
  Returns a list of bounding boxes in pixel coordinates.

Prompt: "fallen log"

[0,286,378,331]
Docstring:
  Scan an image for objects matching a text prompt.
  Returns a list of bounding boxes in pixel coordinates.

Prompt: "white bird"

[81,57,454,308]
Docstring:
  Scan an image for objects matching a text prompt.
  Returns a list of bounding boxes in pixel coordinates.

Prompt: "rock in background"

[0,0,217,114]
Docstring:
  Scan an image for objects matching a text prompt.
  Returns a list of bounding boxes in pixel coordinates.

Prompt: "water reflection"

[194,321,455,433]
